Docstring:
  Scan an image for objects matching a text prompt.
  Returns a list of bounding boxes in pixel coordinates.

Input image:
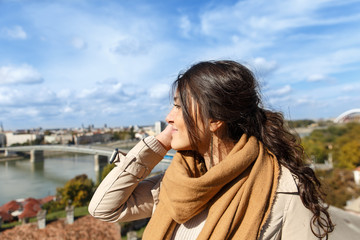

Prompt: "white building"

[44,134,73,144]
[354,167,360,185]
[5,132,40,146]
[155,121,167,135]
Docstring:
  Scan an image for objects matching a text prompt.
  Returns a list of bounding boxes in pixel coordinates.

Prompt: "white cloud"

[267,95,292,106]
[0,86,57,107]
[266,85,292,97]
[341,82,360,92]
[97,78,120,85]
[0,64,43,85]
[71,37,87,49]
[63,106,74,113]
[296,98,315,105]
[56,89,72,99]
[307,74,329,82]
[247,57,277,77]
[179,15,191,37]
[198,0,356,39]
[336,96,351,101]
[2,25,27,39]
[1,0,360,128]
[0,87,17,105]
[149,84,170,99]
[110,37,150,56]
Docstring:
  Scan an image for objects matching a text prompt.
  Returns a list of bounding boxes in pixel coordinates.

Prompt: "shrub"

[56,174,94,208]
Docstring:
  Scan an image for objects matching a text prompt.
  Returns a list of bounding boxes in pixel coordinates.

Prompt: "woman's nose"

[166,107,175,124]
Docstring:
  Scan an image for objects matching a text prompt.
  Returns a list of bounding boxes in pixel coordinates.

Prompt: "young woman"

[89,60,334,239]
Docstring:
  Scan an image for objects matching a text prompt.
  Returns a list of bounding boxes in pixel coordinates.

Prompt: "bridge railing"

[0,145,174,164]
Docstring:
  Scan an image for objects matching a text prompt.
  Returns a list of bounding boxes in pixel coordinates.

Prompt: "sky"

[0,0,360,130]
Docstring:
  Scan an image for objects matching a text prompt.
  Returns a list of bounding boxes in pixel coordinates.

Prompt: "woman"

[89,60,334,239]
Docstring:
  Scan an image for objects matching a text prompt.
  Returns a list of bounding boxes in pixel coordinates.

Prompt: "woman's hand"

[156,124,173,151]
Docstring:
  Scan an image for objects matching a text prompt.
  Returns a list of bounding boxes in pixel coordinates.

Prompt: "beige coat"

[88,136,319,239]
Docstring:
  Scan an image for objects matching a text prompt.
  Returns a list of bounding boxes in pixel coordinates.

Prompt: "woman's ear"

[209,120,224,132]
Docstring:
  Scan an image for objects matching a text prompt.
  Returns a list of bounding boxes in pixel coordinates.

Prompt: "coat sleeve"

[281,193,319,239]
[260,166,320,240]
[88,136,167,222]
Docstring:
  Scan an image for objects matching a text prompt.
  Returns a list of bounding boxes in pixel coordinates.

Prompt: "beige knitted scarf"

[143,134,279,240]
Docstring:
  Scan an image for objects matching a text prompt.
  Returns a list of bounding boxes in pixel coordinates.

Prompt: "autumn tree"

[100,163,115,183]
[57,174,94,207]
[302,129,330,163]
[316,169,360,208]
[333,123,360,168]
[302,122,360,168]
[287,119,315,128]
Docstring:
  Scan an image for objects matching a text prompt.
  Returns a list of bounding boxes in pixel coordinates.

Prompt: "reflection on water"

[0,153,171,205]
[31,161,45,172]
[0,154,96,205]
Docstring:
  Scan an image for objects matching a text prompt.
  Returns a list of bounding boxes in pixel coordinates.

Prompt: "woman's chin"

[171,143,191,151]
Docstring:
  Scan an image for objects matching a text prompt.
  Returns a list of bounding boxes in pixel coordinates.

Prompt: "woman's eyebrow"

[173,96,178,102]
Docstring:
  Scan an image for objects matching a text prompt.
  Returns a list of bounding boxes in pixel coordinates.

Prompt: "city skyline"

[1,0,360,130]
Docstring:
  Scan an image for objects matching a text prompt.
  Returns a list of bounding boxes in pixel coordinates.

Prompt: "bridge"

[0,144,173,171]
[334,108,360,123]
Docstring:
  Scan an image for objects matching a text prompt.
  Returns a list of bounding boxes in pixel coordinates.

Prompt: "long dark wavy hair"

[172,60,334,239]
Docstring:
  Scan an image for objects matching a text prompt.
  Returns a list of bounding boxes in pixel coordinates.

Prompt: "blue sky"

[1,0,360,130]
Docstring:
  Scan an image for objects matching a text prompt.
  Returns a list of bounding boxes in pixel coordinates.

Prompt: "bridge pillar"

[30,150,44,162]
[94,154,108,172]
[4,149,14,157]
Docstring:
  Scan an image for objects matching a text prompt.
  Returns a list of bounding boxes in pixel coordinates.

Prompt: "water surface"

[0,153,170,206]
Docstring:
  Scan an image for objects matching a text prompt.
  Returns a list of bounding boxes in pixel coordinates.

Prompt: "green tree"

[333,123,360,168]
[112,131,132,140]
[287,119,315,128]
[302,129,329,163]
[57,174,94,207]
[334,139,360,169]
[100,163,115,183]
[129,126,135,140]
[301,122,360,168]
[316,169,360,208]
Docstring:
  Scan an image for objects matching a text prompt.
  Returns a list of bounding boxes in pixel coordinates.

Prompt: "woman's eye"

[173,104,181,109]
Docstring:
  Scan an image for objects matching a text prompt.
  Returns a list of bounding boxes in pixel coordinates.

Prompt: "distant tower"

[155,121,166,135]
[0,122,3,132]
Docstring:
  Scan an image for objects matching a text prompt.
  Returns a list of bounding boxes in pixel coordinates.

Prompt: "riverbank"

[0,155,25,162]
[0,153,97,206]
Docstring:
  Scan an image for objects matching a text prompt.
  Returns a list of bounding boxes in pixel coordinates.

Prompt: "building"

[44,134,73,144]
[0,133,6,147]
[154,121,167,135]
[5,132,42,146]
[354,166,360,185]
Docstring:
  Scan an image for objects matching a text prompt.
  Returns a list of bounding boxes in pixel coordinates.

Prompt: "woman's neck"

[203,134,235,170]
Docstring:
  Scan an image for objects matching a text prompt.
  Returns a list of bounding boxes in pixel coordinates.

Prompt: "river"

[0,153,169,206]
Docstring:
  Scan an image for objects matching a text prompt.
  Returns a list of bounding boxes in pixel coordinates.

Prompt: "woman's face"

[166,96,192,151]
[166,94,210,153]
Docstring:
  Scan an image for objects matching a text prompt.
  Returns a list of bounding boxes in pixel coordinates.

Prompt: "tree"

[316,169,360,208]
[56,174,94,207]
[301,122,360,169]
[100,163,115,183]
[129,126,135,140]
[287,119,315,128]
[44,130,52,136]
[333,123,360,168]
[302,129,329,163]
[334,140,360,169]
